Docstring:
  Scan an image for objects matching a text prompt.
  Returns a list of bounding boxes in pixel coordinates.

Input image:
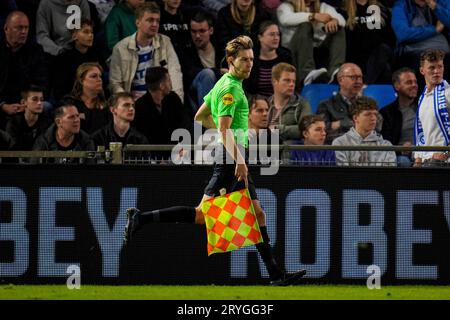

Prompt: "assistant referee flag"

[201,189,263,256]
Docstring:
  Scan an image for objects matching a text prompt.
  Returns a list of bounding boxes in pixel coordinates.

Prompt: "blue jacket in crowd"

[290,141,336,166]
[392,0,450,48]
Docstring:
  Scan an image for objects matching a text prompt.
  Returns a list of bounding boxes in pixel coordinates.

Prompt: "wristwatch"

[308,13,315,22]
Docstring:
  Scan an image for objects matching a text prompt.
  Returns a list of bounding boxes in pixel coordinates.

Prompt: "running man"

[124,35,306,286]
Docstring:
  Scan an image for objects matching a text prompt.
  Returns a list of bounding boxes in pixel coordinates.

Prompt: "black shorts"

[203,144,258,200]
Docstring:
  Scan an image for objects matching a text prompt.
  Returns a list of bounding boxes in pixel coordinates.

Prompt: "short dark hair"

[108,92,134,108]
[298,114,325,138]
[135,1,160,19]
[420,49,445,66]
[70,18,94,34]
[350,96,378,118]
[258,20,278,36]
[248,94,269,112]
[191,10,214,28]
[145,66,169,91]
[21,85,44,100]
[54,104,75,120]
[392,67,415,86]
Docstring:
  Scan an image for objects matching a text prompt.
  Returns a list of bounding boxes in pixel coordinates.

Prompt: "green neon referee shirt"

[204,73,249,148]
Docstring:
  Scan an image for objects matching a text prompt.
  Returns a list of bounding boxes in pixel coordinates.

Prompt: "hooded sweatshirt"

[332,127,396,166]
[36,0,91,56]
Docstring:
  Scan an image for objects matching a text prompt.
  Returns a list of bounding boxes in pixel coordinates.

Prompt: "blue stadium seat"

[363,84,397,109]
[300,84,339,114]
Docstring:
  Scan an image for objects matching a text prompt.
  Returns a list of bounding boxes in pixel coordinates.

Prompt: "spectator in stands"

[317,63,364,144]
[181,10,221,114]
[69,62,110,134]
[159,0,190,57]
[244,20,293,97]
[36,0,91,56]
[291,114,336,165]
[32,103,95,164]
[92,92,148,153]
[268,62,312,148]
[249,94,270,133]
[109,2,184,102]
[6,85,52,151]
[380,67,418,167]
[52,19,105,102]
[277,0,346,86]
[133,66,190,160]
[333,96,396,166]
[104,0,144,59]
[414,49,450,167]
[341,0,395,84]
[392,0,450,89]
[0,11,49,130]
[216,0,272,62]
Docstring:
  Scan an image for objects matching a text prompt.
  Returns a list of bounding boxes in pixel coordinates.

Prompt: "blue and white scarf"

[414,81,450,146]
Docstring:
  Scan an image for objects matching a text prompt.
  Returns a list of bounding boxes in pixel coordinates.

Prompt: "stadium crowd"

[1,0,450,167]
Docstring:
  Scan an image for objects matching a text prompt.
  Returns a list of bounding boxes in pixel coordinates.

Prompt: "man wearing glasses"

[317,63,365,144]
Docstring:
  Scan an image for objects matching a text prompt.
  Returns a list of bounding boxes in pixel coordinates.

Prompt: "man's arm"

[194,102,216,129]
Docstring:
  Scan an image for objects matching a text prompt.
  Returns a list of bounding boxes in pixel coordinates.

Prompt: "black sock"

[256,226,283,280]
[139,206,196,224]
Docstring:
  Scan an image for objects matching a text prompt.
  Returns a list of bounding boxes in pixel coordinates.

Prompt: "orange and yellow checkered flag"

[201,189,263,256]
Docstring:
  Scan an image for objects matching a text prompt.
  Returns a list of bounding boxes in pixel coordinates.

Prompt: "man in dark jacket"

[0,11,49,130]
[92,92,148,157]
[32,103,95,164]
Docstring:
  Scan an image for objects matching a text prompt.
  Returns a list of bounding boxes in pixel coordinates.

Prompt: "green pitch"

[1,285,450,300]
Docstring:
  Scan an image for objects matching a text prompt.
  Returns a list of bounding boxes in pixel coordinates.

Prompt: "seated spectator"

[32,103,95,164]
[109,2,184,102]
[6,85,52,151]
[392,0,450,89]
[277,0,346,85]
[216,0,272,62]
[244,20,293,97]
[248,94,273,164]
[0,11,49,130]
[133,66,191,160]
[68,62,110,134]
[413,49,450,167]
[52,19,105,102]
[159,0,190,57]
[92,92,148,157]
[268,63,312,143]
[316,63,364,144]
[332,96,396,166]
[380,67,418,167]
[36,0,91,56]
[291,114,336,165]
[341,0,395,84]
[181,10,221,114]
[104,0,144,59]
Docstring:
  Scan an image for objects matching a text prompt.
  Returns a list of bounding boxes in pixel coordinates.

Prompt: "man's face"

[273,71,296,97]
[160,73,173,96]
[249,99,269,129]
[73,24,94,48]
[258,24,280,51]
[164,0,181,10]
[190,20,213,50]
[137,12,160,38]
[4,13,29,49]
[303,121,326,145]
[230,49,254,80]
[354,109,378,133]
[338,65,364,98]
[420,59,444,87]
[395,72,418,100]
[112,97,135,122]
[128,0,145,9]
[23,91,44,115]
[57,106,80,135]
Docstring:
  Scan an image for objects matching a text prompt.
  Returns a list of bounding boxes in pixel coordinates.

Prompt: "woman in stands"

[245,20,293,97]
[68,62,110,134]
[277,0,346,86]
[341,0,395,84]
[291,114,336,165]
